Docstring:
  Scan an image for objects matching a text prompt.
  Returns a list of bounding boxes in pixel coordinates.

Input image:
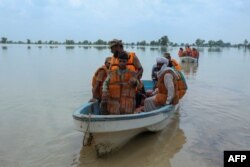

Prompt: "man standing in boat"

[144,57,180,112]
[102,51,138,114]
[108,39,143,79]
[89,57,111,102]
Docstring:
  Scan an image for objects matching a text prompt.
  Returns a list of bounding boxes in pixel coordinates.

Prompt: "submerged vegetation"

[1,36,250,48]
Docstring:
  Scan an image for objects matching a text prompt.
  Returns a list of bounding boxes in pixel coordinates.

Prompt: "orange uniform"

[154,69,187,105]
[91,65,108,100]
[171,59,182,71]
[105,69,137,114]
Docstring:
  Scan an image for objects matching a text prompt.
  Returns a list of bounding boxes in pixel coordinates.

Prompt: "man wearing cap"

[163,52,182,71]
[151,52,181,90]
[144,57,180,112]
[89,57,111,102]
[102,51,138,114]
[108,39,143,79]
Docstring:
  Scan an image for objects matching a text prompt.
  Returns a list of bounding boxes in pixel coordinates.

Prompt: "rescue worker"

[191,48,199,59]
[178,48,184,57]
[102,51,138,114]
[108,39,143,79]
[163,52,182,71]
[185,45,192,56]
[89,57,111,102]
[144,57,180,112]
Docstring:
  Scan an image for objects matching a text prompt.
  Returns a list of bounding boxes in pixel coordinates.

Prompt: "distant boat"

[72,80,180,156]
[180,56,198,63]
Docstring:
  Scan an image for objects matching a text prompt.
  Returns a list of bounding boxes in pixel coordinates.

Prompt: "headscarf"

[156,57,169,65]
[156,57,170,78]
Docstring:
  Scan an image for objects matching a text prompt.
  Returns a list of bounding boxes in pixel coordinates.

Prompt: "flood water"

[0,44,250,167]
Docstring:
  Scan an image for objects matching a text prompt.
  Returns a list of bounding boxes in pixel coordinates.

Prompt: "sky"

[0,0,250,44]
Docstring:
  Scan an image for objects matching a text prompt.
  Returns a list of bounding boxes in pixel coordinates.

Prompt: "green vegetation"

[1,36,250,48]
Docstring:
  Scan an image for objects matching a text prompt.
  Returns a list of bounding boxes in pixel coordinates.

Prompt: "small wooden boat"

[72,80,180,155]
[180,56,198,63]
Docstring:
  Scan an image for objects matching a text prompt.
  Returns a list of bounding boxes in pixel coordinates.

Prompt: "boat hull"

[73,102,179,155]
[180,56,198,63]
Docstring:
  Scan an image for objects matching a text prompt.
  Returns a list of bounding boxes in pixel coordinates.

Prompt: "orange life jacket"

[178,50,184,57]
[110,52,137,71]
[171,59,182,71]
[154,69,187,105]
[191,50,199,58]
[107,69,136,114]
[92,65,108,99]
[176,70,188,99]
[185,48,192,56]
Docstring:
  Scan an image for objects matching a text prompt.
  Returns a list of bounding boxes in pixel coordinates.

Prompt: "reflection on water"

[160,46,168,53]
[2,46,8,50]
[196,47,204,52]
[74,112,186,167]
[180,61,199,79]
[150,47,159,50]
[93,46,108,50]
[208,47,221,52]
[66,46,75,49]
[136,46,146,51]
[83,46,91,49]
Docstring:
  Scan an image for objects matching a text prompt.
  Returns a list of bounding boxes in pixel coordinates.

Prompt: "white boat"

[72,80,180,156]
[180,56,198,63]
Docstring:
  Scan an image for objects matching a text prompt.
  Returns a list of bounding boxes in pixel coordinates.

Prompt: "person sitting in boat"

[151,63,160,90]
[163,52,182,71]
[191,48,199,59]
[185,45,192,56]
[151,52,181,89]
[102,51,138,115]
[178,48,185,57]
[108,39,143,79]
[89,57,111,102]
[144,57,180,112]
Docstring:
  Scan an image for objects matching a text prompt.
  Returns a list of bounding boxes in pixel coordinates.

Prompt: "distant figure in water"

[185,45,192,56]
[191,48,199,59]
[178,48,184,57]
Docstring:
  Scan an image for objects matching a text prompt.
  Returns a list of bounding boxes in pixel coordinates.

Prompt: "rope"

[82,105,93,146]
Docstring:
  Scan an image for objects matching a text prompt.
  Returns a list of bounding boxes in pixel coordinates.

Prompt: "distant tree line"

[1,36,250,48]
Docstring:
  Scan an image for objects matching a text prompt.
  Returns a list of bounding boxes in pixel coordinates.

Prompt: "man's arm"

[133,55,143,78]
[164,73,174,105]
[92,70,105,99]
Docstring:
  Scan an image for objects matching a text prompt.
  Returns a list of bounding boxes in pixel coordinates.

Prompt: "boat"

[180,56,198,63]
[72,80,180,156]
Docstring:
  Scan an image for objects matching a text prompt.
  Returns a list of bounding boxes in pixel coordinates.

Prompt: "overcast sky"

[1,0,249,44]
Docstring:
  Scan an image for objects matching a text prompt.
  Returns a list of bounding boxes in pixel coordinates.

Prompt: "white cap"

[156,57,169,65]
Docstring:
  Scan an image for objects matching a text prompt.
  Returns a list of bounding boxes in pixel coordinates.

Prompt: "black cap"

[109,39,123,48]
[118,51,128,60]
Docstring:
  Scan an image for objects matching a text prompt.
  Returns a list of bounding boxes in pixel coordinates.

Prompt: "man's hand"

[102,91,108,101]
[129,78,137,87]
